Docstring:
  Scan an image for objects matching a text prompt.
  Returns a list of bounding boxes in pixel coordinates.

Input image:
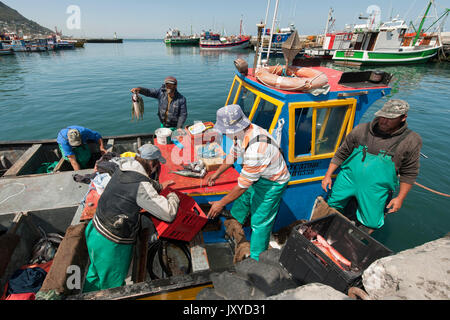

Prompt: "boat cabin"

[154,64,392,233]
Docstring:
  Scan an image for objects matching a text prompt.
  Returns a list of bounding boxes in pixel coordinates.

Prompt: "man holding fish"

[131,76,187,130]
[207,104,291,261]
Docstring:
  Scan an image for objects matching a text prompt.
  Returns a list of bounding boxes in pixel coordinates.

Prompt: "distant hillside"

[0,1,54,36]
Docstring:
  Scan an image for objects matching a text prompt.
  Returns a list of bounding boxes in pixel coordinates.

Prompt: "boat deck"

[0,169,92,215]
[155,133,239,197]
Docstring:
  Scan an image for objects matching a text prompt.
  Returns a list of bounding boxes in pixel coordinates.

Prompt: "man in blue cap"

[207,104,291,261]
[83,143,179,292]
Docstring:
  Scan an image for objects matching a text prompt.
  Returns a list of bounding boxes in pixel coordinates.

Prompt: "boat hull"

[165,38,200,45]
[0,133,155,178]
[200,39,250,50]
[333,47,440,65]
[0,49,14,55]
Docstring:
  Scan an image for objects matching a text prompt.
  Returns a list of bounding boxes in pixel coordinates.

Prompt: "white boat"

[332,1,447,65]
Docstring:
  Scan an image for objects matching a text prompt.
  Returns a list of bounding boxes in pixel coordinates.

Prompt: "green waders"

[59,144,92,169]
[83,220,134,293]
[327,127,411,229]
[230,178,288,261]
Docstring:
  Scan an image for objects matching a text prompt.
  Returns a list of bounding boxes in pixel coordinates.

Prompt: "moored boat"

[200,32,251,50]
[0,42,14,55]
[164,28,200,46]
[332,1,447,65]
[0,46,395,300]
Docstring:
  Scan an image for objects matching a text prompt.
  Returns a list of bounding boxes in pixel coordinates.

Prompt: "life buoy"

[276,35,282,42]
[255,65,329,92]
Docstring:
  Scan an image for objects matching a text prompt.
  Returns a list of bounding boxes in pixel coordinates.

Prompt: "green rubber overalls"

[327,125,411,229]
[83,220,134,293]
[230,134,288,261]
[59,144,92,169]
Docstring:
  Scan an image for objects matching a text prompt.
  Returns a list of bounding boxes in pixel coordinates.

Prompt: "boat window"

[294,108,314,155]
[315,106,349,154]
[289,99,357,162]
[235,87,258,117]
[252,99,279,131]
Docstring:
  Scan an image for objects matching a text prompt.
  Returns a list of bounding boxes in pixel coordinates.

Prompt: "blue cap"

[214,104,251,135]
[137,144,166,164]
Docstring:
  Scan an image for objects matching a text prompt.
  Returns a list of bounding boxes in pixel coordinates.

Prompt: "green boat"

[333,1,448,65]
[164,29,200,46]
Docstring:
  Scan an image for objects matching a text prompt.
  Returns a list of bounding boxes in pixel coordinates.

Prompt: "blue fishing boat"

[0,42,14,55]
[1,39,27,52]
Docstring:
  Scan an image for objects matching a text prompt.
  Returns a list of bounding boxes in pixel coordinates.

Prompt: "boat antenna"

[257,0,272,68]
[266,0,280,62]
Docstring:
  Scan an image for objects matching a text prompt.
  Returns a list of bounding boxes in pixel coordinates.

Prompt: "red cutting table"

[154,129,239,195]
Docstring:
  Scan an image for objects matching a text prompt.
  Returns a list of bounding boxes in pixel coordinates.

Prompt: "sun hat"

[375,99,410,119]
[137,144,166,164]
[67,129,82,147]
[214,104,251,135]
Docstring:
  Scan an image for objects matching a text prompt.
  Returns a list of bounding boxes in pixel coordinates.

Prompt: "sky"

[3,0,450,38]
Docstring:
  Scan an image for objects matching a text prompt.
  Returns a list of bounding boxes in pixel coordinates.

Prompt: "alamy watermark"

[66,5,81,30]
[66,265,82,290]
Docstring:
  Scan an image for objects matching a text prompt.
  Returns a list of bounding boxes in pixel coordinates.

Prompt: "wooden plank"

[4,144,43,177]
[106,138,114,153]
[52,157,66,172]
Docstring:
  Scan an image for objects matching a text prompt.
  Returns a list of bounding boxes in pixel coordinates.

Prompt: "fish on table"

[170,168,207,179]
[131,93,144,121]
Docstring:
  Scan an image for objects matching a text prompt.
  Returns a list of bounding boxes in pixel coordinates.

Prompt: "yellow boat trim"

[188,191,230,197]
[225,77,237,106]
[288,174,337,185]
[227,76,285,135]
[138,284,214,300]
[288,99,357,163]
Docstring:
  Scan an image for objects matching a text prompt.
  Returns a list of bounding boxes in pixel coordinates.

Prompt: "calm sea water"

[0,40,449,252]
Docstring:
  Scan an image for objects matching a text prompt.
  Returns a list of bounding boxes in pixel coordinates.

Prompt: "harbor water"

[0,40,449,253]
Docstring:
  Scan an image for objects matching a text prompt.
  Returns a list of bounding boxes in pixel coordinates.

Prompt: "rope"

[0,183,26,205]
[414,182,450,198]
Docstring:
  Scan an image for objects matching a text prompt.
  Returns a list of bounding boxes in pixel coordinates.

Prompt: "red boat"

[200,33,250,50]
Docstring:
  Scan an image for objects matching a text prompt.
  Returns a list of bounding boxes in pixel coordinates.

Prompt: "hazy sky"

[3,0,449,38]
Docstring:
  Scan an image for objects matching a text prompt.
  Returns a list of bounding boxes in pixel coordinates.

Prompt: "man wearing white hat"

[207,104,291,261]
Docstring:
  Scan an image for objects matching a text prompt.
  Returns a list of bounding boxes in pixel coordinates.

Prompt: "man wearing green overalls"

[207,104,291,261]
[322,99,422,234]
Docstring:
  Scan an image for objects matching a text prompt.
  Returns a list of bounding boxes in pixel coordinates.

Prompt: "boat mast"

[413,0,433,46]
[257,0,271,68]
[240,15,243,37]
[266,0,280,62]
[324,7,333,38]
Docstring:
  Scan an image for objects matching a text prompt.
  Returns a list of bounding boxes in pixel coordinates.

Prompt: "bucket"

[155,128,172,145]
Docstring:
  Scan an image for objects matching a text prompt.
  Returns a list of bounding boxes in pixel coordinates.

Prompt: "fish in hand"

[131,93,144,121]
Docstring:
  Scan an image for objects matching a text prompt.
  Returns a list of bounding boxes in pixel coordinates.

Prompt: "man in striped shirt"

[207,104,290,261]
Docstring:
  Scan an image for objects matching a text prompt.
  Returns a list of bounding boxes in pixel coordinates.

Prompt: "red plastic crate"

[150,188,208,242]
